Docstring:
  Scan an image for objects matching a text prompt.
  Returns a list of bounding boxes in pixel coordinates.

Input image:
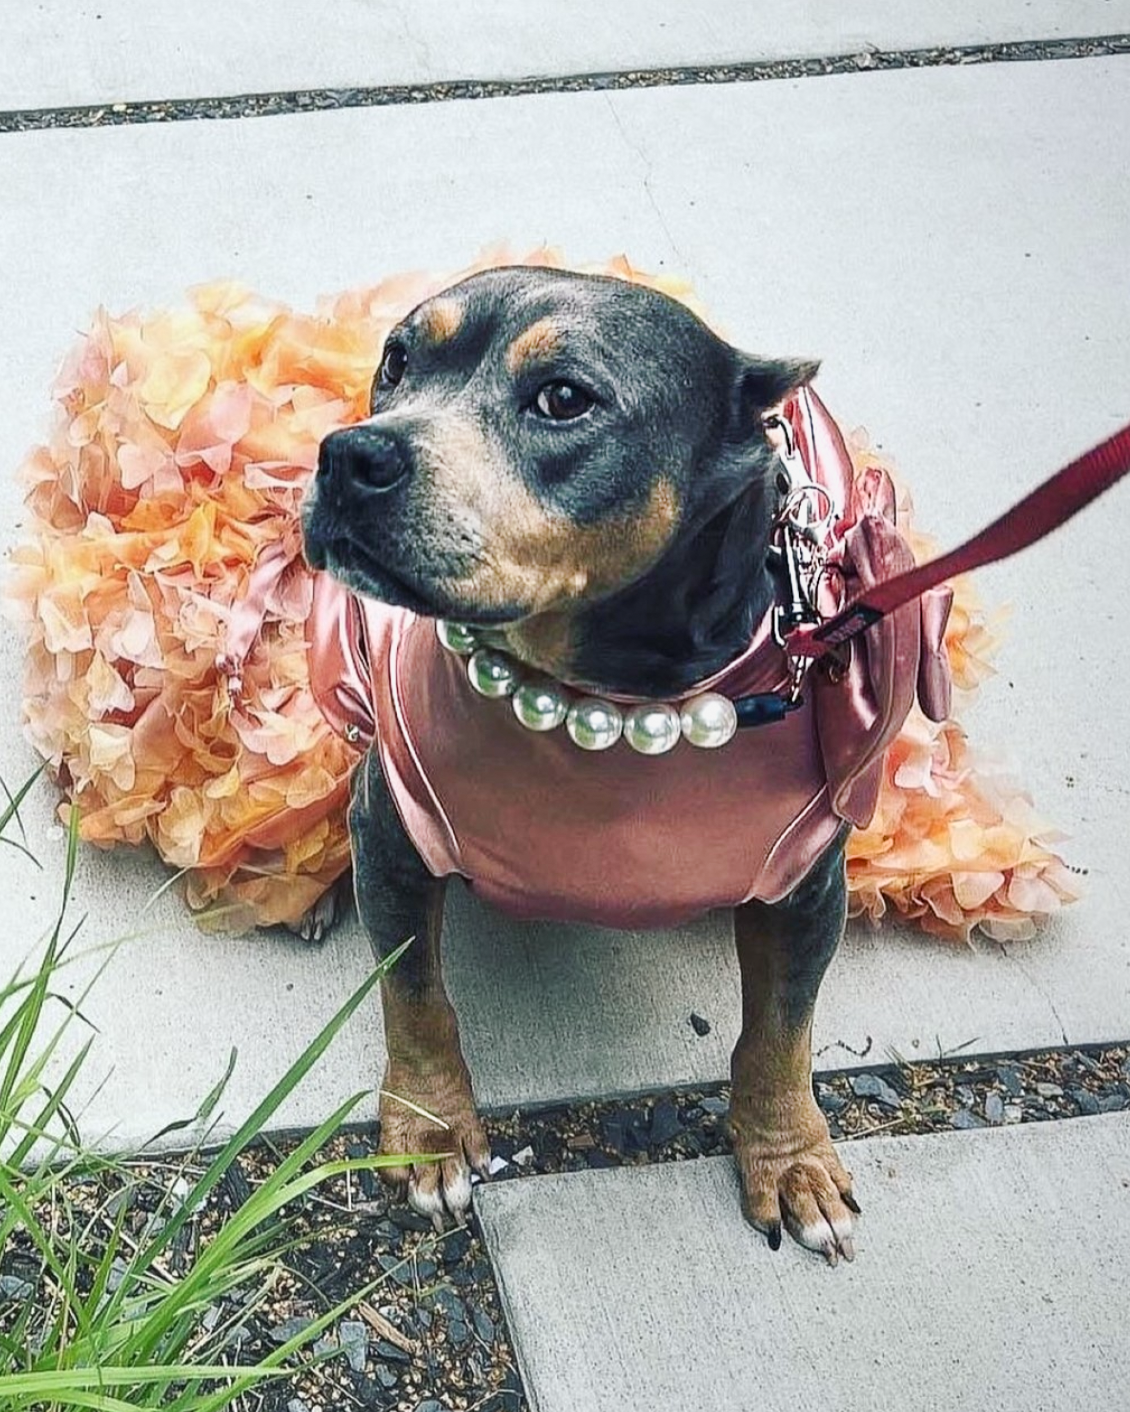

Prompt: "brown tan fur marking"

[417,298,464,346]
[505,317,563,375]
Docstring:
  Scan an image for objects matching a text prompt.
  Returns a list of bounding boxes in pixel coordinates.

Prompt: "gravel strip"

[2,35,1128,133]
[2,1042,1126,1410]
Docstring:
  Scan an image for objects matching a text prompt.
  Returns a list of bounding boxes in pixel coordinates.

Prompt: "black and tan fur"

[302,267,856,1262]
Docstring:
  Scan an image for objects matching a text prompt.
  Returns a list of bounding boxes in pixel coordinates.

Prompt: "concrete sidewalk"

[4,2,1128,111]
[478,1114,1130,1412]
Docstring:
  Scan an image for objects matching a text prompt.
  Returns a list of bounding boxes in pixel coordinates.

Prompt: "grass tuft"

[0,782,423,1410]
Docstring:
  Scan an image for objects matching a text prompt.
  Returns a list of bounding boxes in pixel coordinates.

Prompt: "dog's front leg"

[349,748,490,1225]
[730,831,859,1264]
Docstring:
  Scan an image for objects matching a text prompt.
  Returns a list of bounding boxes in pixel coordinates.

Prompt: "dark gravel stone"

[689,1012,712,1036]
[431,1287,466,1324]
[340,1320,369,1372]
[448,1318,471,1348]
[1098,1092,1128,1112]
[818,1091,848,1114]
[997,1065,1024,1095]
[347,1142,380,1199]
[269,1316,315,1344]
[851,1073,903,1110]
[587,1149,619,1169]
[220,1157,253,1211]
[371,1219,403,1248]
[649,1100,682,1147]
[472,1307,496,1345]
[984,1092,1005,1124]
[415,1402,446,1412]
[389,1207,433,1233]
[441,1227,473,1266]
[1070,1087,1101,1116]
[374,1364,399,1389]
[698,1095,729,1118]
[377,1254,414,1287]
[482,1395,523,1412]
[951,1108,985,1130]
[375,1339,412,1365]
[955,1084,977,1107]
[600,1111,628,1150]
[416,1257,437,1280]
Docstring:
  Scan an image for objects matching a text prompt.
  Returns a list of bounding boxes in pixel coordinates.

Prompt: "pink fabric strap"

[789,420,1130,659]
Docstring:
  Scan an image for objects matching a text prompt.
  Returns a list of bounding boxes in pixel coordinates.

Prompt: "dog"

[301,265,939,1264]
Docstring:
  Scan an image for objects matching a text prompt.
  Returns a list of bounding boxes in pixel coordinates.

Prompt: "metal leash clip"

[765,414,841,700]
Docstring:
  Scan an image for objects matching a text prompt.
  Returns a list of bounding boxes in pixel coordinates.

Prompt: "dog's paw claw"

[379,1076,489,1226]
[287,877,349,945]
[735,1123,859,1266]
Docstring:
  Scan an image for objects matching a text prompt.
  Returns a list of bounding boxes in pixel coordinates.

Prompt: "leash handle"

[788,420,1130,659]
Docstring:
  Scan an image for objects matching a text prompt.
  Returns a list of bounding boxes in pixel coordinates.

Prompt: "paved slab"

[1,56,1128,1145]
[3,1,1128,111]
[477,1113,1130,1412]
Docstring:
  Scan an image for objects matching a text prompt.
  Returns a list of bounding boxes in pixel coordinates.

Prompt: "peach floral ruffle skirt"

[7,251,1080,940]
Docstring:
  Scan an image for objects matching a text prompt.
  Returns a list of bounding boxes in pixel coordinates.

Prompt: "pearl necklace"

[435,619,740,754]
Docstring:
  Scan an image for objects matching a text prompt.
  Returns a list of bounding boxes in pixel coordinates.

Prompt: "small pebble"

[1036,1082,1064,1098]
[339,1320,369,1373]
[984,1092,1005,1124]
[851,1073,903,1110]
[951,1108,985,1130]
[689,1012,712,1036]
[698,1095,729,1118]
[268,1316,314,1344]
[390,1207,433,1233]
[649,1099,682,1146]
[472,1307,496,1345]
[375,1338,412,1365]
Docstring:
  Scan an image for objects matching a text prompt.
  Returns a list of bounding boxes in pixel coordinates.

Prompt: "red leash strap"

[787,420,1130,659]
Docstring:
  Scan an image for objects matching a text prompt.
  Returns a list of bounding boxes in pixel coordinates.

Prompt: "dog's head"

[302,267,816,641]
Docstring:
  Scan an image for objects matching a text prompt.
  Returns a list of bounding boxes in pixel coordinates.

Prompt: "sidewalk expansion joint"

[475,1040,1129,1186]
[3,34,1128,133]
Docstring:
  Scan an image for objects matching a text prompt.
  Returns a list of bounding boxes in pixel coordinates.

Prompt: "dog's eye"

[378,342,408,388]
[534,381,592,422]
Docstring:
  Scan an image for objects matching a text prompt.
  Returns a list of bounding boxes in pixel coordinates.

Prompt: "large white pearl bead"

[680,692,738,749]
[565,698,623,751]
[512,678,570,732]
[467,648,520,698]
[623,702,682,755]
[436,620,478,655]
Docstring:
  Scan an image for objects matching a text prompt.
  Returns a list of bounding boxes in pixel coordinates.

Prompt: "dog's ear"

[733,355,821,425]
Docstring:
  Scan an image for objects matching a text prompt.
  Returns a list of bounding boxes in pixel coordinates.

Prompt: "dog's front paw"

[286,874,350,945]
[378,1063,491,1228]
[731,1101,859,1265]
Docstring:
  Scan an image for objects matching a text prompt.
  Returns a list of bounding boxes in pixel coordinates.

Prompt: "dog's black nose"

[320,425,409,492]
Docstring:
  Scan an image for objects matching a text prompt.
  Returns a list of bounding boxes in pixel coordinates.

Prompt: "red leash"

[787,420,1130,659]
